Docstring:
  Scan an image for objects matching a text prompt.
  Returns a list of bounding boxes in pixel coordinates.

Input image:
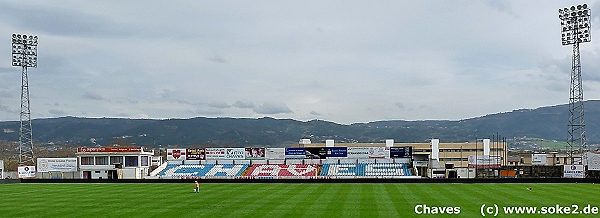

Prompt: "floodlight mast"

[11,33,37,166]
[558,4,591,165]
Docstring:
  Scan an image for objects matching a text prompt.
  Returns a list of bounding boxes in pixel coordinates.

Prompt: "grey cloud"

[48,109,66,116]
[195,107,224,115]
[581,50,600,82]
[0,3,135,38]
[484,0,516,17]
[253,102,293,114]
[310,111,321,116]
[592,2,600,23]
[115,113,130,118]
[157,89,175,99]
[208,54,229,64]
[0,67,15,74]
[0,102,17,113]
[394,103,406,110]
[82,92,105,100]
[233,101,255,109]
[207,101,231,109]
[0,90,14,98]
[537,49,600,83]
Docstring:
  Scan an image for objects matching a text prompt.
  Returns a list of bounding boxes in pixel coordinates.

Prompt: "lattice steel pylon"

[558,4,591,164]
[11,33,38,166]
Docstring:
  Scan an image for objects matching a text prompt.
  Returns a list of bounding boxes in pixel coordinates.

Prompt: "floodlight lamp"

[583,4,588,9]
[559,9,564,14]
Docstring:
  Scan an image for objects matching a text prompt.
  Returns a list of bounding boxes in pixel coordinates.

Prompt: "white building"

[76,147,154,179]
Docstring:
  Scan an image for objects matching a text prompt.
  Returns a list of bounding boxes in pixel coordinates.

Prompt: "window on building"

[81,157,93,165]
[125,156,138,167]
[110,156,123,164]
[95,156,108,165]
[141,156,148,166]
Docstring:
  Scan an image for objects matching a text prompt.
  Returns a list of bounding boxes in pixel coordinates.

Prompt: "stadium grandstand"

[33,137,600,179]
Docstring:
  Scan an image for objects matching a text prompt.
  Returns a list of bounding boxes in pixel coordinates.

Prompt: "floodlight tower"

[11,33,38,166]
[558,4,591,163]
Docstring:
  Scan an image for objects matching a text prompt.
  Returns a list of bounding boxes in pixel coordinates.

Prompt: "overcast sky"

[0,0,599,124]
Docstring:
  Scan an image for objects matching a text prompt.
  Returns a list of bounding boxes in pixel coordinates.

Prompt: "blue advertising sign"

[326,147,347,158]
[390,147,412,158]
[285,148,306,159]
[285,148,305,155]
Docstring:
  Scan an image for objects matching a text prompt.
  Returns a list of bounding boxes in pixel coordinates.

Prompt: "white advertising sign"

[563,165,585,178]
[18,166,36,178]
[468,155,502,168]
[37,158,78,172]
[225,148,245,159]
[166,149,186,161]
[531,154,547,165]
[347,147,390,158]
[265,148,285,160]
[0,160,3,179]
[587,152,600,171]
[205,148,226,160]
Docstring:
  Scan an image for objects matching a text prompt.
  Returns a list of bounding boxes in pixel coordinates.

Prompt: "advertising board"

[347,147,389,158]
[186,148,205,160]
[468,155,501,168]
[563,165,585,178]
[305,147,326,159]
[587,152,600,171]
[245,148,265,159]
[285,148,306,159]
[18,166,36,178]
[390,147,412,158]
[531,154,547,165]
[167,149,187,161]
[77,147,142,153]
[37,158,78,172]
[225,148,245,159]
[326,147,347,158]
[205,148,226,159]
[265,148,285,160]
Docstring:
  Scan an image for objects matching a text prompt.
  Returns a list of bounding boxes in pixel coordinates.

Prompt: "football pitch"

[0,183,598,217]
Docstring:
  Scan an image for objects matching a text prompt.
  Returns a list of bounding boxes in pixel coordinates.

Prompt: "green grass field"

[0,183,599,217]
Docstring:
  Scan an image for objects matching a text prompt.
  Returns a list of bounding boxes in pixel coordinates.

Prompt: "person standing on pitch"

[194,181,200,193]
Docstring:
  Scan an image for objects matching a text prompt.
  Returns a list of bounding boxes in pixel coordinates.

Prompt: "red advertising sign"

[77,147,142,153]
[167,149,186,161]
[245,164,318,177]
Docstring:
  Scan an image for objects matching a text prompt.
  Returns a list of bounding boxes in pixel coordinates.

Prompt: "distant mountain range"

[1,101,600,147]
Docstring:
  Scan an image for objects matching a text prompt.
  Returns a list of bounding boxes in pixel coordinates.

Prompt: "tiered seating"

[320,163,412,177]
[244,164,318,177]
[158,164,248,178]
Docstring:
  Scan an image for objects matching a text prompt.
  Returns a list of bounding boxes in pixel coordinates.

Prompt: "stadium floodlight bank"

[559,4,591,45]
[11,33,38,167]
[558,4,592,165]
